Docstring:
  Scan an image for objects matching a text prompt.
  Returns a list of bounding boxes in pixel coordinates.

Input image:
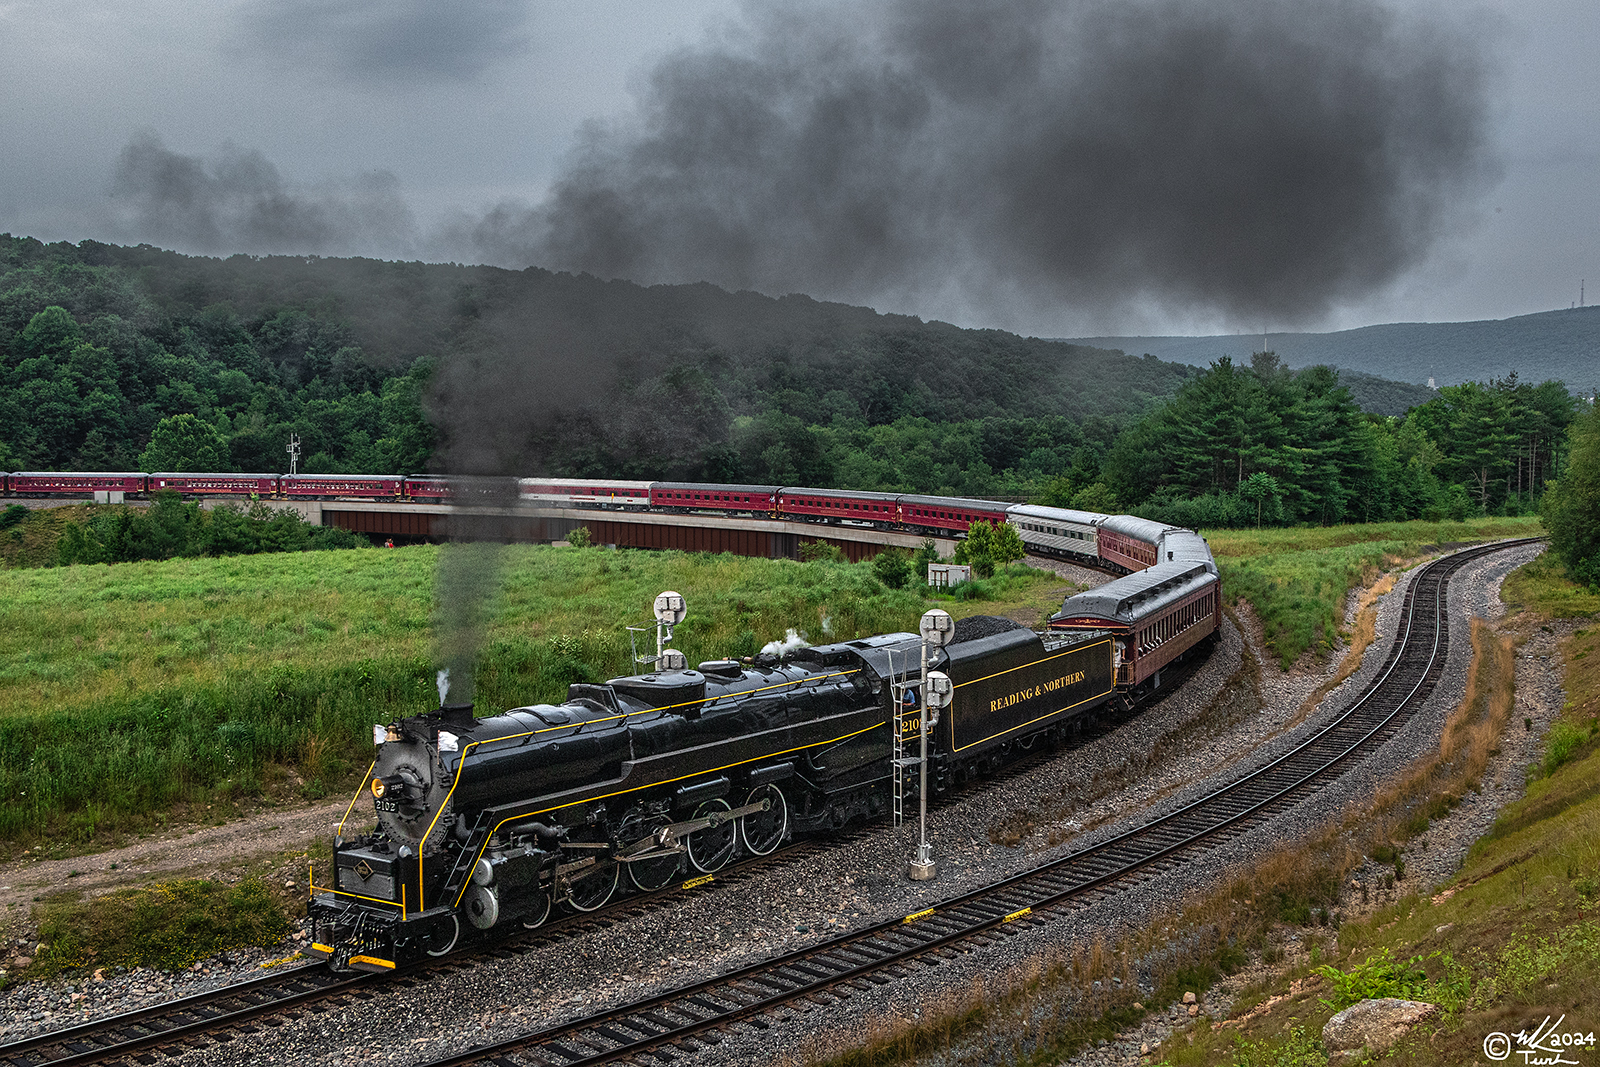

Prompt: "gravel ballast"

[0,543,1554,1067]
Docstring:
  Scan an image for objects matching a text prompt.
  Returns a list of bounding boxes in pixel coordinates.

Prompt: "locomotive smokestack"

[437,702,477,727]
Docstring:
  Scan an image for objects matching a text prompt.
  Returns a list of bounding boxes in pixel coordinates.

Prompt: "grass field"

[0,515,1546,848]
[1206,516,1543,668]
[0,545,1072,847]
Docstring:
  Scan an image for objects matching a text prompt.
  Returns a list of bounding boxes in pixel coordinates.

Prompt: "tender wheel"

[521,889,552,929]
[686,799,738,873]
[423,913,460,957]
[564,862,620,912]
[738,784,788,856]
[627,850,683,891]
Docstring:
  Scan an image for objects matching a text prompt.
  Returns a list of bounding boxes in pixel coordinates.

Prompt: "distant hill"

[1070,305,1600,394]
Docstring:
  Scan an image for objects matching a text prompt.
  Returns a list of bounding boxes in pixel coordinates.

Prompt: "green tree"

[1238,472,1284,527]
[952,519,1021,578]
[991,521,1025,565]
[1542,402,1600,588]
[140,414,229,471]
[1069,482,1121,513]
[870,546,912,588]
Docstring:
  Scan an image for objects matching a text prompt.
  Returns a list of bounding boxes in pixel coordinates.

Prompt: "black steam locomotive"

[308,615,1133,972]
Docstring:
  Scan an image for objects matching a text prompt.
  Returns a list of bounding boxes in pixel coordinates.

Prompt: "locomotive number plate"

[374,796,399,813]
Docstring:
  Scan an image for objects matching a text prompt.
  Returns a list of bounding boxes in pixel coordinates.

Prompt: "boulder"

[1322,999,1439,1060]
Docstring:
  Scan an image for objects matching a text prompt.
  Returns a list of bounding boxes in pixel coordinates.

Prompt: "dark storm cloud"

[239,0,531,82]
[107,132,418,257]
[484,0,1497,325]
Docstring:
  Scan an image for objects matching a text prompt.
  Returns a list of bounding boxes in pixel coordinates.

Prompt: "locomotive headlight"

[371,776,387,799]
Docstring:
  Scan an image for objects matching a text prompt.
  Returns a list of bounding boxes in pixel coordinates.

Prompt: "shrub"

[870,547,912,589]
[1315,948,1430,1009]
[799,539,847,563]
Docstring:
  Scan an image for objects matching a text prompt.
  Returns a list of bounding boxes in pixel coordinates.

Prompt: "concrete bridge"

[313,500,954,562]
[9,494,957,561]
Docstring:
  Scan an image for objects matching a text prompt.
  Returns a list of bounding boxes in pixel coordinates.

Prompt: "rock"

[283,880,295,890]
[1188,1004,1200,1017]
[14,956,31,967]
[92,968,105,982]
[1132,1002,1144,1011]
[1141,1043,1150,1054]
[1182,991,1197,1005]
[1322,998,1439,1060]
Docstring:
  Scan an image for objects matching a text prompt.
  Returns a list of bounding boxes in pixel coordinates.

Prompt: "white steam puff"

[761,629,811,656]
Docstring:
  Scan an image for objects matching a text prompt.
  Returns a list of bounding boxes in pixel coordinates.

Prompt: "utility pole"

[287,433,301,476]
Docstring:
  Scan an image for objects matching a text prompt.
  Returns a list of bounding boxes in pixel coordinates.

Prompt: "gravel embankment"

[0,542,1552,1067]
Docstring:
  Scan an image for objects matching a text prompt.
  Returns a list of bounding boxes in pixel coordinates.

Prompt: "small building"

[927,563,972,588]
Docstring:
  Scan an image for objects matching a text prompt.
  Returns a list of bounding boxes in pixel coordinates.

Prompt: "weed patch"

[29,876,291,974]
[1314,948,1431,1008]
[1226,1025,1326,1067]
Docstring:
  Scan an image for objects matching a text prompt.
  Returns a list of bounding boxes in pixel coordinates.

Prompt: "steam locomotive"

[308,509,1221,973]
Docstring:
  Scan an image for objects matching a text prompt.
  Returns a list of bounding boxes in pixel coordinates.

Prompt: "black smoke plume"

[106,0,1496,332]
[490,0,1497,329]
[431,476,521,709]
[107,132,418,259]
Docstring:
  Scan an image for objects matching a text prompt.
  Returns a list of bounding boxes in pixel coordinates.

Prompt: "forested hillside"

[2,234,1584,520]
[1072,304,1600,391]
[0,234,1198,491]
[1057,353,1578,527]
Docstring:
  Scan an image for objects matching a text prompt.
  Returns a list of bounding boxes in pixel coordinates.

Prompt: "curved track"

[414,538,1536,1067]
[0,686,1166,1067]
[0,538,1530,1067]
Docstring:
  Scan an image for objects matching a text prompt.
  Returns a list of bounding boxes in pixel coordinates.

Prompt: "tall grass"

[1209,516,1542,668]
[0,545,929,843]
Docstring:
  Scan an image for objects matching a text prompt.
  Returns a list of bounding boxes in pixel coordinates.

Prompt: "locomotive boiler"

[308,615,1117,972]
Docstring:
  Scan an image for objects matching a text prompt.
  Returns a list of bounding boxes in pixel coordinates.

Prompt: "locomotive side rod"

[416,538,1538,1067]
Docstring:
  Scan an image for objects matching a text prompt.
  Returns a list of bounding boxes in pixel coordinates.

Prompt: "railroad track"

[0,836,834,1067]
[414,537,1537,1067]
[0,629,1182,1067]
[3,538,1529,1066]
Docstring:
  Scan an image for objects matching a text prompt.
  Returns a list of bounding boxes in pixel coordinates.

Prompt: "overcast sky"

[1,0,1594,337]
